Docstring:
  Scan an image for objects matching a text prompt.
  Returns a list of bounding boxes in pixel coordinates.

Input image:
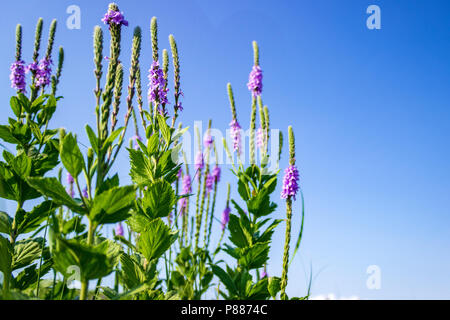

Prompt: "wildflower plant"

[0,3,306,301]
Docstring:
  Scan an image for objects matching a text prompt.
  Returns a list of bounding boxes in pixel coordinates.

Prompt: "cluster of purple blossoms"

[212,165,221,183]
[229,119,242,154]
[205,173,215,194]
[221,206,231,231]
[256,127,264,149]
[179,174,192,211]
[102,8,128,27]
[203,133,213,149]
[115,222,124,237]
[247,65,263,97]
[148,61,168,105]
[9,60,27,93]
[281,164,300,200]
[28,57,52,88]
[194,151,204,172]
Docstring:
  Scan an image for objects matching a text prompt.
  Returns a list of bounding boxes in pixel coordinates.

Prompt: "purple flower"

[212,165,221,183]
[221,206,231,230]
[82,187,88,198]
[9,60,26,93]
[281,164,300,200]
[179,174,192,212]
[194,151,204,172]
[67,173,74,184]
[102,8,128,27]
[247,65,263,97]
[132,135,142,150]
[177,168,183,179]
[148,61,168,105]
[229,119,242,154]
[115,222,124,237]
[205,173,214,194]
[256,127,264,149]
[203,133,213,149]
[28,57,52,88]
[261,270,268,278]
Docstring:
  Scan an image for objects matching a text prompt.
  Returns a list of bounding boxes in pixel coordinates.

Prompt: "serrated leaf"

[15,200,55,235]
[137,218,177,261]
[211,264,237,295]
[0,235,12,274]
[12,238,43,271]
[141,180,176,219]
[60,133,85,178]
[27,177,86,214]
[0,211,12,235]
[90,185,136,225]
[268,276,281,298]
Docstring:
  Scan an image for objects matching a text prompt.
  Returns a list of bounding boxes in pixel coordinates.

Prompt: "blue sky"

[1,0,450,299]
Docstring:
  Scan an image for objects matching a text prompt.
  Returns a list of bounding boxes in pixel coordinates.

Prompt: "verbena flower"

[115,222,124,237]
[132,135,142,150]
[9,60,26,92]
[205,173,214,194]
[261,270,268,278]
[247,65,263,97]
[102,8,128,27]
[229,119,242,154]
[194,151,204,172]
[82,187,88,198]
[203,133,213,149]
[256,127,264,149]
[179,174,191,211]
[281,164,300,200]
[212,165,221,183]
[28,57,52,88]
[148,61,168,105]
[221,206,231,230]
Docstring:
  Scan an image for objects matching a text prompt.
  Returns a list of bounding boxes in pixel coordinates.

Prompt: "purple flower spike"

[229,119,242,154]
[212,165,221,183]
[195,151,204,172]
[203,133,213,149]
[205,173,214,194]
[35,57,52,88]
[67,173,74,184]
[221,206,231,230]
[116,222,124,237]
[82,187,88,198]
[256,127,264,149]
[247,65,263,97]
[9,60,27,93]
[179,174,192,212]
[102,8,128,27]
[148,61,168,105]
[261,270,268,278]
[281,164,300,200]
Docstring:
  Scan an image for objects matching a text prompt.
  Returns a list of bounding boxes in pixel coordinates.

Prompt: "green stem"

[80,221,95,300]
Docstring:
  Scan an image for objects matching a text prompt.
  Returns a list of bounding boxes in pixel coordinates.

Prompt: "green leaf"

[247,188,277,218]
[85,125,98,154]
[12,238,43,271]
[141,180,176,219]
[0,211,13,235]
[268,276,281,298]
[211,264,237,295]
[15,200,55,235]
[0,125,20,144]
[51,236,119,281]
[147,134,160,155]
[137,218,177,261]
[157,115,172,146]
[119,253,147,289]
[90,185,136,224]
[27,177,86,214]
[102,127,124,153]
[238,242,270,270]
[228,214,250,248]
[60,133,85,178]
[247,277,270,300]
[129,148,154,185]
[0,235,12,274]
[10,97,21,118]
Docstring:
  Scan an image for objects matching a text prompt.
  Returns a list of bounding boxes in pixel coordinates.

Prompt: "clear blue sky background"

[1,0,450,299]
